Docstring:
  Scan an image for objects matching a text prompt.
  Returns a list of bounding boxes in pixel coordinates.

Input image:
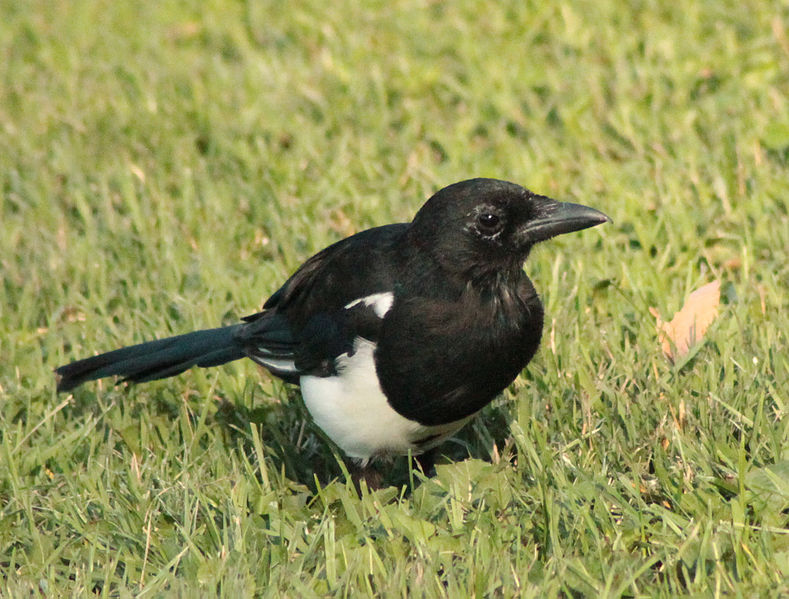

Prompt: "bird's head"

[408,178,610,281]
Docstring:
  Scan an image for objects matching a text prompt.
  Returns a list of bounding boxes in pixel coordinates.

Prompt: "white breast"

[300,338,471,461]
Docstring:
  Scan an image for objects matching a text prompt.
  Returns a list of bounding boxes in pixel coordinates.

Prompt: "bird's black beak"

[523,196,611,244]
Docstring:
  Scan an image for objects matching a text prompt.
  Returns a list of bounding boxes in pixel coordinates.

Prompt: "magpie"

[56,178,609,469]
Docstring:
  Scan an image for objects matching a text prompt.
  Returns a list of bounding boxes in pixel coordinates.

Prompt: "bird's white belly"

[300,338,470,460]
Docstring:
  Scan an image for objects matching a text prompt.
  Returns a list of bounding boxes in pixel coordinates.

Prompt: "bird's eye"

[476,212,502,233]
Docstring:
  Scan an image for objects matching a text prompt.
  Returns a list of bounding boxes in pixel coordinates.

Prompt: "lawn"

[2,0,788,596]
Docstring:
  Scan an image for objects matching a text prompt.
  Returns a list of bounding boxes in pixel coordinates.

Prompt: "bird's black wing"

[259,223,406,325]
[235,223,407,381]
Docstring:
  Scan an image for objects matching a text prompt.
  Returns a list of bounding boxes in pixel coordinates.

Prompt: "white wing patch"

[344,292,394,319]
[300,337,471,460]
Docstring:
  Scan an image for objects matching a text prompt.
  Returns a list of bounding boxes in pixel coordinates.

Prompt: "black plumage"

[56,178,609,464]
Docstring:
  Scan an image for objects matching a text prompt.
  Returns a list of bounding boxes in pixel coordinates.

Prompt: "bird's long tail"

[55,325,246,392]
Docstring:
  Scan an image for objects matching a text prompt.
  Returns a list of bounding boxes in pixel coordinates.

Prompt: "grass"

[2,0,788,595]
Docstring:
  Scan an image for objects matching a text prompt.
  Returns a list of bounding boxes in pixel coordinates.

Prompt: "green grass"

[2,0,788,595]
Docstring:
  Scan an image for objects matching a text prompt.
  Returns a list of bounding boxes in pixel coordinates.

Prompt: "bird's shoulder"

[259,223,407,326]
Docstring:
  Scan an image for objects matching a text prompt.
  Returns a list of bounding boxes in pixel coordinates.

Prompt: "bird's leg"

[349,460,384,492]
[414,448,438,478]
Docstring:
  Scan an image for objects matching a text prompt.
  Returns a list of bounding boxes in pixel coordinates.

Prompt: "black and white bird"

[56,178,609,469]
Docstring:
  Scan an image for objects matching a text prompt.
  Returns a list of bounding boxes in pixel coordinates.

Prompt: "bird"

[55,178,609,476]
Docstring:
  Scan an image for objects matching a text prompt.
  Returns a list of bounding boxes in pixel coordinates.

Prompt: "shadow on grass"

[61,378,516,495]
[211,388,515,493]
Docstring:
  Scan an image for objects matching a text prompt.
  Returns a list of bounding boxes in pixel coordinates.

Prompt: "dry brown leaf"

[649,281,721,362]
